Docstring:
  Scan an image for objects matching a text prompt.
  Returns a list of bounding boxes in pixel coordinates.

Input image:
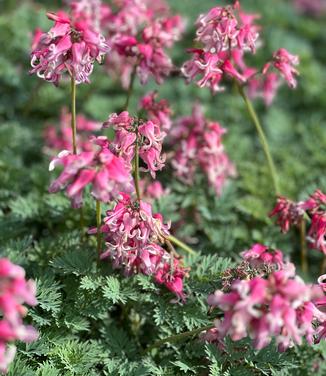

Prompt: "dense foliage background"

[0,0,325,374]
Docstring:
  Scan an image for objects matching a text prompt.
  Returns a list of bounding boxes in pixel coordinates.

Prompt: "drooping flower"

[139,180,169,202]
[270,190,326,254]
[30,8,110,85]
[302,189,326,212]
[204,250,325,351]
[220,244,293,293]
[241,243,285,268]
[48,136,132,208]
[103,0,185,87]
[69,0,109,32]
[269,196,306,233]
[170,104,236,196]
[44,107,101,155]
[195,2,259,54]
[308,212,326,255]
[247,71,281,106]
[139,92,172,131]
[182,2,259,93]
[263,48,299,89]
[183,2,300,103]
[0,259,38,373]
[198,122,237,196]
[104,111,166,178]
[182,50,228,93]
[99,193,187,299]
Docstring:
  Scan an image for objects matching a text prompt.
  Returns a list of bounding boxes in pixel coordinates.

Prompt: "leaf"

[51,249,95,276]
[102,276,138,304]
[36,275,62,316]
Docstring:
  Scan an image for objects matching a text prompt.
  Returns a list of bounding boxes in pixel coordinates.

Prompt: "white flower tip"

[48,160,56,171]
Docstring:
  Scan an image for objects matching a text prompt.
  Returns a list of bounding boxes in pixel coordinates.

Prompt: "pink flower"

[104,111,166,178]
[263,48,299,89]
[270,190,326,255]
[139,92,172,131]
[30,9,109,85]
[140,180,169,202]
[302,189,326,211]
[137,43,173,85]
[142,16,185,49]
[31,28,43,51]
[44,107,101,155]
[0,259,38,373]
[205,264,321,351]
[99,194,187,299]
[171,104,236,196]
[247,72,281,106]
[104,0,184,87]
[195,3,258,54]
[182,48,248,94]
[154,257,188,300]
[269,196,306,233]
[182,2,260,93]
[241,243,285,268]
[69,0,111,33]
[308,212,326,254]
[48,136,132,208]
[181,49,224,93]
[198,122,237,196]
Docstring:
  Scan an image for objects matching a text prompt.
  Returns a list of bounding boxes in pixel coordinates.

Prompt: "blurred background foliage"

[0,0,325,374]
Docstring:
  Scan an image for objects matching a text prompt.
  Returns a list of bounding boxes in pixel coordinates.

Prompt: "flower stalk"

[236,82,280,196]
[124,66,137,111]
[300,219,308,274]
[167,235,197,256]
[70,76,77,155]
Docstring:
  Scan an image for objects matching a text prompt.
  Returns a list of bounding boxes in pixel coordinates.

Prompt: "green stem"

[96,200,102,257]
[236,83,280,195]
[300,219,308,274]
[124,66,137,111]
[71,76,77,155]
[145,325,213,353]
[167,235,197,255]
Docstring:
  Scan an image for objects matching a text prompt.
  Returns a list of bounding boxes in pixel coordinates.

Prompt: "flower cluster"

[315,274,326,342]
[182,1,299,105]
[170,104,236,196]
[182,2,259,93]
[69,0,103,32]
[30,4,109,85]
[49,136,132,208]
[103,0,185,88]
[270,189,326,254]
[44,107,101,155]
[269,196,306,233]
[0,259,38,374]
[139,179,169,203]
[241,243,285,268]
[99,193,187,299]
[263,48,299,89]
[139,92,172,132]
[203,246,326,351]
[104,111,166,178]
